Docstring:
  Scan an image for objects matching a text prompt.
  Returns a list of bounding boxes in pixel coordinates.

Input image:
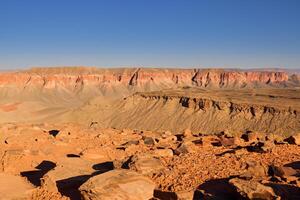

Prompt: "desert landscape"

[0,67,300,199]
[2,0,300,199]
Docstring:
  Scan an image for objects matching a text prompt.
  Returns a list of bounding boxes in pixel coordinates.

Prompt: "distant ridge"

[0,66,299,135]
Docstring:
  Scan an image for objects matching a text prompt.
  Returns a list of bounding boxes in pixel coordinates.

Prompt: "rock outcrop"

[79,169,155,200]
[87,89,300,135]
[229,178,277,200]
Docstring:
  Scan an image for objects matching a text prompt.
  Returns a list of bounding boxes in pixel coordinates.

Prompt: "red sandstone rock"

[229,178,277,200]
[0,68,290,89]
[79,169,155,200]
[284,133,300,145]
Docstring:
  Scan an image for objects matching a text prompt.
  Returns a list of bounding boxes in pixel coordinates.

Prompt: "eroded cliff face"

[191,69,289,87]
[88,92,299,135]
[0,67,298,135]
[141,95,298,118]
[0,68,291,91]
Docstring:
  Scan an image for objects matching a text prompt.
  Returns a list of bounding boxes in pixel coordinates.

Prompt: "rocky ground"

[0,123,300,200]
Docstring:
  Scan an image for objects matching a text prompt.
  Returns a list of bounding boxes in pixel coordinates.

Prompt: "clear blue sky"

[0,0,299,69]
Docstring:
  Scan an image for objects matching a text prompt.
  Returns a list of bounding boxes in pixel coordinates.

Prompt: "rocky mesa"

[0,67,294,90]
[0,67,299,135]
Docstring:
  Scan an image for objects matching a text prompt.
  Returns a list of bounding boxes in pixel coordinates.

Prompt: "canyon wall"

[0,67,299,135]
[82,91,299,135]
[0,68,293,91]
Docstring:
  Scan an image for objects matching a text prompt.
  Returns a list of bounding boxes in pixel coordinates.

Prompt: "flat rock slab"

[0,173,34,200]
[128,154,164,175]
[42,157,96,190]
[229,178,277,200]
[80,169,155,200]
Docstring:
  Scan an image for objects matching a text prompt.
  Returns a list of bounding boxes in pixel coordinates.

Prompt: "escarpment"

[81,88,300,135]
[0,67,294,91]
[0,67,299,135]
[139,94,298,117]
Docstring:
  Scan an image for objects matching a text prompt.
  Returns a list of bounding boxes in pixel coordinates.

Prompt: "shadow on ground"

[22,160,114,200]
[20,160,56,186]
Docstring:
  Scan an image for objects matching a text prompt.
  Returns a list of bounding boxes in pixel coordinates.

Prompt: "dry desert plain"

[0,67,300,200]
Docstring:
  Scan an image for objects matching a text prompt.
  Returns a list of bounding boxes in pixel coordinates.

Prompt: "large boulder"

[229,178,277,200]
[42,157,95,192]
[79,169,155,200]
[241,160,269,179]
[269,165,299,182]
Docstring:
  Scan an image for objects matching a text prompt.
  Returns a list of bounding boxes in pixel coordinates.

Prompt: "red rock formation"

[0,67,291,89]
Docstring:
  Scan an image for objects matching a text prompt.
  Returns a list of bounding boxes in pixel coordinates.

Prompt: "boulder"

[269,165,299,181]
[154,149,173,157]
[159,131,177,144]
[261,140,275,152]
[229,178,277,200]
[200,135,221,147]
[129,154,164,175]
[159,135,177,144]
[40,174,59,193]
[42,157,95,191]
[174,142,196,155]
[79,169,155,200]
[142,136,156,146]
[241,160,268,179]
[266,134,284,144]
[219,135,236,147]
[246,142,267,153]
[233,136,247,147]
[241,131,265,143]
[284,133,300,145]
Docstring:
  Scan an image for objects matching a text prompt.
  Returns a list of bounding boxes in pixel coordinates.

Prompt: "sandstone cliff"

[0,67,299,135]
[75,88,300,135]
[0,67,294,91]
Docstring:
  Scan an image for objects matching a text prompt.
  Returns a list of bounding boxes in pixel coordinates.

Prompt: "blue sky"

[0,0,299,69]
